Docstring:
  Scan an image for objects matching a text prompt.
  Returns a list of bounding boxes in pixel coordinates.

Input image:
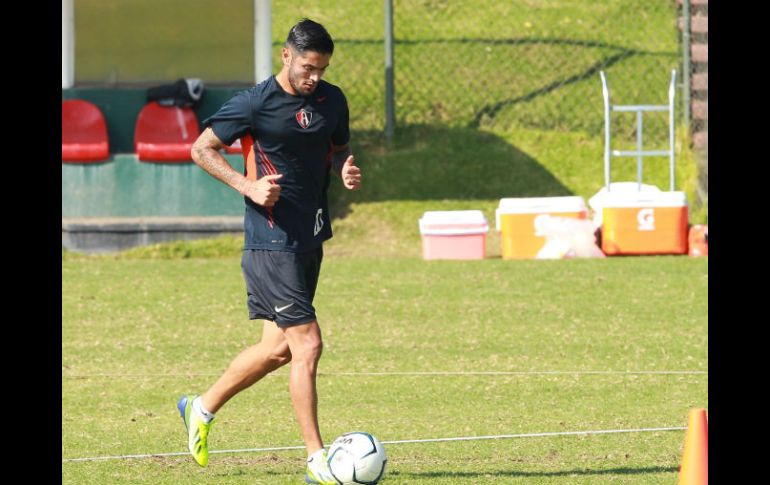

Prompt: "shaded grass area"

[62,122,705,224]
[62,121,704,260]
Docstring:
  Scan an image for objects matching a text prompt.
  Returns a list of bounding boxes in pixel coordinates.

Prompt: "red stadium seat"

[62,100,110,163]
[223,138,243,154]
[134,101,200,162]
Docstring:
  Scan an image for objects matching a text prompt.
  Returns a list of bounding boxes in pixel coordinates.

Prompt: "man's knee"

[269,347,292,367]
[297,335,323,362]
[290,325,323,361]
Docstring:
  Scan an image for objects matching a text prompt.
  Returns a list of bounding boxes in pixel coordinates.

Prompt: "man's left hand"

[340,155,361,191]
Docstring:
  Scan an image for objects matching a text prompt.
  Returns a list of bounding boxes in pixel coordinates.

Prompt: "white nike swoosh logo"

[274,303,294,312]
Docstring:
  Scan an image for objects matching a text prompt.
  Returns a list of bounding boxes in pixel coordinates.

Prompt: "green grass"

[336,124,706,234]
[274,0,680,135]
[62,256,707,484]
[75,0,681,133]
[61,121,706,262]
[63,4,707,480]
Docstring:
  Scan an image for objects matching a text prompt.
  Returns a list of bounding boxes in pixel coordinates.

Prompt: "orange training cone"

[678,408,708,485]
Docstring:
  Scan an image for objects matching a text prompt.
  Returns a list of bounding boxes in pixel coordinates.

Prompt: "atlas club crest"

[296,109,312,129]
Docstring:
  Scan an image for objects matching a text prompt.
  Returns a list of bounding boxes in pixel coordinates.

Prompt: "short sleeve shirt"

[203,76,350,252]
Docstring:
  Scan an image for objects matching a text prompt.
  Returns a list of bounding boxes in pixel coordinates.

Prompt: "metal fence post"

[62,0,75,88]
[255,0,273,84]
[384,0,395,142]
[682,0,691,130]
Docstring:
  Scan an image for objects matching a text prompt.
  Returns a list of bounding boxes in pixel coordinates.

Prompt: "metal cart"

[600,70,677,191]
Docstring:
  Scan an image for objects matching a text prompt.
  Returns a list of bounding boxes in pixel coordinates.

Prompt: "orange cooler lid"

[495,196,586,231]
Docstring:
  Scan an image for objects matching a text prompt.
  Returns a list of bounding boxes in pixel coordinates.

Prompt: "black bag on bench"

[147,78,204,108]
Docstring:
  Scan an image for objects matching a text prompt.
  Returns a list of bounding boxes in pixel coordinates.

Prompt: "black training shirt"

[204,75,350,252]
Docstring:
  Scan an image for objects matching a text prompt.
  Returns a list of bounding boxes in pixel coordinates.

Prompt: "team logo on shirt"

[296,109,313,129]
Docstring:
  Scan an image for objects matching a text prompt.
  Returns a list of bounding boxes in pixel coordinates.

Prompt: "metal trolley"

[600,70,677,192]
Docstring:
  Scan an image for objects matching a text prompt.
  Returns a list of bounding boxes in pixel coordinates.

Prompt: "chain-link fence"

[273,0,705,204]
[74,1,701,147]
[270,1,388,130]
[71,0,705,200]
[399,0,681,139]
[275,1,684,139]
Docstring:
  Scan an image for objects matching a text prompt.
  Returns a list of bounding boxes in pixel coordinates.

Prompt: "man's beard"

[288,70,314,97]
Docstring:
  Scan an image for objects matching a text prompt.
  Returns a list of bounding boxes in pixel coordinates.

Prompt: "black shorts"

[241,247,323,327]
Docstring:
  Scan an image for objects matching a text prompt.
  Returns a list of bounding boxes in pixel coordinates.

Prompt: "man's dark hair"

[285,18,334,55]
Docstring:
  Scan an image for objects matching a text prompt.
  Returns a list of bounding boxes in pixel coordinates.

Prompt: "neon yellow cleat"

[177,394,213,467]
[305,448,336,484]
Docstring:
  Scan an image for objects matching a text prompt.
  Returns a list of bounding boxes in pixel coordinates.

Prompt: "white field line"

[61,370,707,379]
[62,426,686,463]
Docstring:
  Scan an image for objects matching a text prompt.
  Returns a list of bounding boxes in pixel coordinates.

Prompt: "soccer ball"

[327,432,387,484]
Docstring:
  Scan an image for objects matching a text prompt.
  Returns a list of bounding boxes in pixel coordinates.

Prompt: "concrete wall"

[62,217,243,254]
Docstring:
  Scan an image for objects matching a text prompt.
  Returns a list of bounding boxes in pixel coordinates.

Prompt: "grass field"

[64,2,707,482]
[62,255,707,484]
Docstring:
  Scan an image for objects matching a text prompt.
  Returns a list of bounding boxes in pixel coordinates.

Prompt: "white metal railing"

[600,70,677,191]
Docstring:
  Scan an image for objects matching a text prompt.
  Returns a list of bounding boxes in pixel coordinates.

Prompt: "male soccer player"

[178,18,361,484]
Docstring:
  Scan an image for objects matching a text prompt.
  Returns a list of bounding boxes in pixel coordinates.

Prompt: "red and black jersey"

[204,75,349,252]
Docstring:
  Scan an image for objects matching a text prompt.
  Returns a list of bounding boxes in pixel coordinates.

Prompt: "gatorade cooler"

[419,210,488,260]
[495,196,588,259]
[599,191,688,255]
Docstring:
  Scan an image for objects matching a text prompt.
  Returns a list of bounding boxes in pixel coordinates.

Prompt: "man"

[177,19,361,484]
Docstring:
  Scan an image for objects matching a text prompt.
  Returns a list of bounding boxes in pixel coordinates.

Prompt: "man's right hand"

[240,174,283,207]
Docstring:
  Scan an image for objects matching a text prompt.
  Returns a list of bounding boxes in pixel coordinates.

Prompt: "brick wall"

[678,0,708,150]
[676,0,707,209]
